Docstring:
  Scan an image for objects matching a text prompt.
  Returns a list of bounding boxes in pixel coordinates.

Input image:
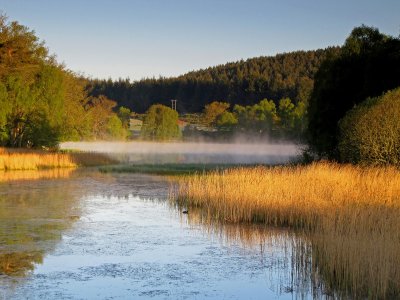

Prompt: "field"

[174,162,400,298]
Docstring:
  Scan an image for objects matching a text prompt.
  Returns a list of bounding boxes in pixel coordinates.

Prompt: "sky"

[1,0,399,81]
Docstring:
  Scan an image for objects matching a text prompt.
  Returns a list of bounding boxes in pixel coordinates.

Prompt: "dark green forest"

[87,48,340,113]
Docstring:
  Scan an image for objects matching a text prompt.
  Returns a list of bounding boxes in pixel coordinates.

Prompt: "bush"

[339,88,400,165]
[141,104,181,141]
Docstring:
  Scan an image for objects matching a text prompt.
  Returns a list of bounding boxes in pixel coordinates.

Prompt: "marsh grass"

[99,163,250,175]
[0,169,74,181]
[174,162,400,298]
[0,148,115,170]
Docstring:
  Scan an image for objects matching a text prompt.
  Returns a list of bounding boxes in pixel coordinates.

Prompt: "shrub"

[339,88,400,165]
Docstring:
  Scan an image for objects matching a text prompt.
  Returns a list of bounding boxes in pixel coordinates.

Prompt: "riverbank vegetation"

[0,148,114,170]
[339,88,400,165]
[174,162,400,298]
[308,26,400,160]
[99,163,245,176]
[0,15,130,148]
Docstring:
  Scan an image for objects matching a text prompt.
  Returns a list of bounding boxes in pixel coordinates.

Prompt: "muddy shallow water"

[0,171,321,300]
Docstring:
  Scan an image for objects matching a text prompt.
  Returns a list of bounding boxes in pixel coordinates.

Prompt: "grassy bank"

[99,163,249,176]
[174,162,400,298]
[0,148,114,170]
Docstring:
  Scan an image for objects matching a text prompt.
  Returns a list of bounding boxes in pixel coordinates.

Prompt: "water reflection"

[0,169,74,182]
[0,171,81,278]
[179,208,328,299]
[0,172,331,299]
[0,171,167,280]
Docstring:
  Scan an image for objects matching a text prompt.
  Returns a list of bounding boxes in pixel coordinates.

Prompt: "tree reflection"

[0,170,80,277]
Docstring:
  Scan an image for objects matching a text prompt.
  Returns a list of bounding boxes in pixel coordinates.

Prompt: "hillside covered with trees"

[88,47,340,113]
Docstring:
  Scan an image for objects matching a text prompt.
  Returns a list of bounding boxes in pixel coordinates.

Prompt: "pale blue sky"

[1,0,399,80]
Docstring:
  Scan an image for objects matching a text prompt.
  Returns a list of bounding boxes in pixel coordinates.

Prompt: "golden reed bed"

[0,148,114,170]
[175,162,400,298]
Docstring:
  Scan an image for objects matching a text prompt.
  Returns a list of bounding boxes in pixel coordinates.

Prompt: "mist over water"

[60,141,302,164]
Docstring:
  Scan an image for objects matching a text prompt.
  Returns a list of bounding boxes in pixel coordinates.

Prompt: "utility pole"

[171,99,177,111]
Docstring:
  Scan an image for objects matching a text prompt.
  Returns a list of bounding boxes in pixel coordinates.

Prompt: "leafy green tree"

[0,15,134,146]
[86,95,127,140]
[117,106,131,130]
[141,104,181,140]
[235,99,277,134]
[106,114,127,140]
[203,101,230,126]
[278,98,295,129]
[216,111,238,130]
[0,15,48,77]
[339,88,400,165]
[293,101,307,137]
[308,25,400,158]
[0,65,65,147]
[253,99,278,132]
[59,72,92,141]
[0,81,11,143]
[0,15,97,147]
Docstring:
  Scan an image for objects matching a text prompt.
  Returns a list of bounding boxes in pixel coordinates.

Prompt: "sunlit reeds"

[174,162,400,298]
[0,148,115,170]
[0,169,74,181]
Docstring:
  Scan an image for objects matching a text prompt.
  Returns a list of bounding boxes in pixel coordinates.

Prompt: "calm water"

[0,170,321,300]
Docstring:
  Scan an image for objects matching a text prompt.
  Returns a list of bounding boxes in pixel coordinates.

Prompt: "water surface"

[0,171,320,299]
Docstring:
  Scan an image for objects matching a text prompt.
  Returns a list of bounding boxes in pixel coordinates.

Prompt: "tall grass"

[0,148,115,170]
[0,169,74,181]
[174,162,400,298]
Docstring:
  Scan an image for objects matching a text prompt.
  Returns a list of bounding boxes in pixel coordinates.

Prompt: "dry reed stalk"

[0,148,115,170]
[175,162,400,298]
[0,169,74,181]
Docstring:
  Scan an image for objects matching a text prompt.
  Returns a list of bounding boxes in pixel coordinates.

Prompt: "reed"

[0,148,115,170]
[175,162,400,298]
[0,169,74,181]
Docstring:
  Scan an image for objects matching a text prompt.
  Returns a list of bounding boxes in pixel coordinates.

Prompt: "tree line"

[87,48,340,113]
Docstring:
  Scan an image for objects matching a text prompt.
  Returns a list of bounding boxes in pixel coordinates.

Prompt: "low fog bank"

[60,141,303,165]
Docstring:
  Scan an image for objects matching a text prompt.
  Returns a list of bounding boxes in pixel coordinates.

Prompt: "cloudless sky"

[1,0,399,80]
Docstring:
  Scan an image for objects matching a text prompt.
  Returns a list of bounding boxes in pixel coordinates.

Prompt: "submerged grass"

[0,148,115,170]
[174,162,400,298]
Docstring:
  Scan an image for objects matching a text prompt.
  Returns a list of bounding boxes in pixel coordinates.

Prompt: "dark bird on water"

[182,210,188,214]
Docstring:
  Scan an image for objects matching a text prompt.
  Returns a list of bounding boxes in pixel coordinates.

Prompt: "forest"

[87,48,340,113]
